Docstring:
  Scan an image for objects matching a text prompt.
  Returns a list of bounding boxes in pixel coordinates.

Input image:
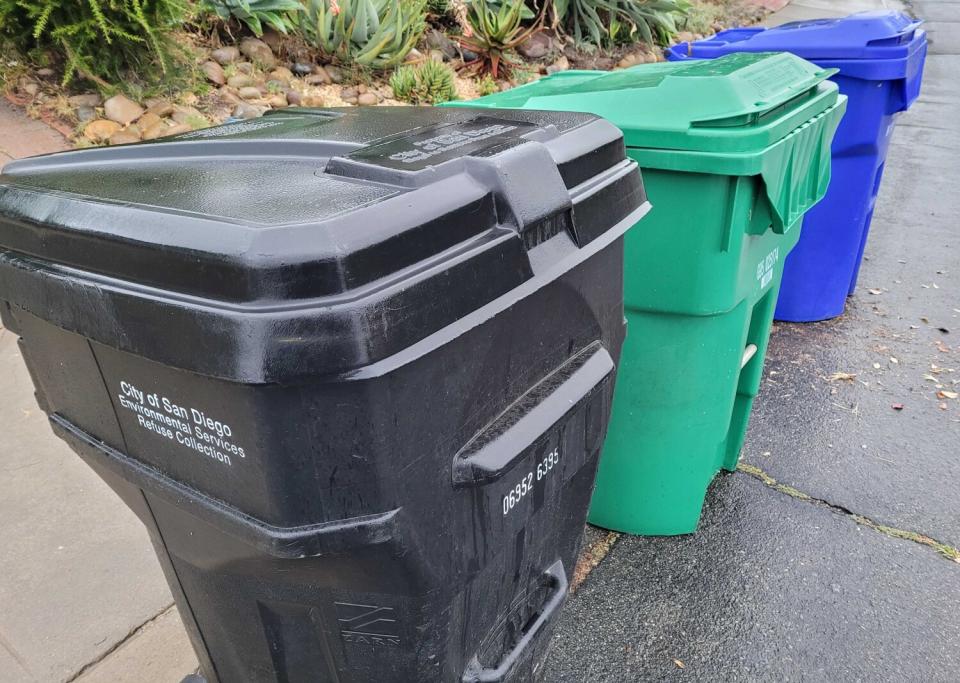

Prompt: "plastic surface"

[450,53,845,534]
[667,11,928,321]
[0,106,650,682]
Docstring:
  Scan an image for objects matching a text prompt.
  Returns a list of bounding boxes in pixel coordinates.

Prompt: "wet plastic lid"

[670,11,924,62]
[447,52,840,155]
[0,106,648,380]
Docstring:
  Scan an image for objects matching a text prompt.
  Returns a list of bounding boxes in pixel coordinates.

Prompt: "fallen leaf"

[940,403,948,411]
[827,372,856,382]
[921,317,930,324]
[868,288,883,295]
[873,363,882,370]
[939,327,950,334]
[673,659,685,669]
[892,403,904,411]
[936,341,952,353]
[937,391,959,400]
[923,374,939,382]
[890,357,899,364]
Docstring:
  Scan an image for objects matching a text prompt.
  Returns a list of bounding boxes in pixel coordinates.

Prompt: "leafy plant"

[554,0,688,49]
[390,59,457,103]
[460,0,544,78]
[201,0,303,36]
[299,0,428,69]
[476,72,497,96]
[0,0,191,85]
[427,0,449,15]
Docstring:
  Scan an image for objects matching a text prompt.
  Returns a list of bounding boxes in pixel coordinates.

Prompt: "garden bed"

[1,0,770,148]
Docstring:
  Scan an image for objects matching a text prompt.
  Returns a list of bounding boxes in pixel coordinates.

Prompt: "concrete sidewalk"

[2,0,958,680]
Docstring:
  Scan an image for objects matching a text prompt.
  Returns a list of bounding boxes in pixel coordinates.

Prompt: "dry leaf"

[673,659,685,669]
[937,391,959,400]
[868,288,883,295]
[892,403,904,411]
[827,372,856,382]
[890,357,899,364]
[940,402,948,411]
[923,374,939,382]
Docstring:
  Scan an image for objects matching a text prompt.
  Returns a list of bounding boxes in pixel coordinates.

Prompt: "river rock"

[109,130,141,145]
[68,93,101,108]
[240,37,276,68]
[103,94,144,125]
[83,119,122,142]
[201,61,225,85]
[211,46,240,65]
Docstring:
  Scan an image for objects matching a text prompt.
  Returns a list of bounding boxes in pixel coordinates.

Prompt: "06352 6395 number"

[502,447,560,516]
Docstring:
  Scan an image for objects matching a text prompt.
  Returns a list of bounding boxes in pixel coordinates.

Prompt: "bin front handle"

[451,344,614,488]
[461,560,568,683]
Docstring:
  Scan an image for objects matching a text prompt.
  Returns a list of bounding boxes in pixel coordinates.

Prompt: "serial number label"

[502,447,560,516]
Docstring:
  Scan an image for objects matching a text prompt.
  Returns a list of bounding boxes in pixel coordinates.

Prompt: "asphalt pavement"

[544,1,960,680]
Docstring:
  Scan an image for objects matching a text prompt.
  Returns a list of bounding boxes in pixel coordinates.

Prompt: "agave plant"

[202,0,303,36]
[300,0,427,69]
[555,0,688,49]
[460,0,544,78]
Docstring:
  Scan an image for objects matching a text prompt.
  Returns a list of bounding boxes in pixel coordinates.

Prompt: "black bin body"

[0,107,648,683]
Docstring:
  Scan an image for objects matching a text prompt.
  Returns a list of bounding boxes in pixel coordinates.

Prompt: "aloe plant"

[202,0,303,35]
[460,0,544,78]
[555,0,688,49]
[300,0,427,69]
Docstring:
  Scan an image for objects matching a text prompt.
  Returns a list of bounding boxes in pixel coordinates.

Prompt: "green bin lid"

[451,52,840,155]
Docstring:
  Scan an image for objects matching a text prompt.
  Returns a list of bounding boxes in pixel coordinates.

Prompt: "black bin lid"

[0,107,647,381]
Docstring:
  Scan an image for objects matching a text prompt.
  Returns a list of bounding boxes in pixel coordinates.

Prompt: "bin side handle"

[461,560,568,683]
[452,344,613,488]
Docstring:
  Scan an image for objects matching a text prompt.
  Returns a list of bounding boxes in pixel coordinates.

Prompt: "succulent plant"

[202,0,303,36]
[390,59,457,103]
[460,0,544,78]
[300,0,428,69]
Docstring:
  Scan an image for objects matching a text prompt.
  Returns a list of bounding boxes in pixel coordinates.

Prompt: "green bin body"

[444,53,846,535]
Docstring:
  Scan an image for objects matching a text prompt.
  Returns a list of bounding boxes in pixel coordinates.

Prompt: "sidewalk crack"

[737,463,960,565]
[63,603,176,683]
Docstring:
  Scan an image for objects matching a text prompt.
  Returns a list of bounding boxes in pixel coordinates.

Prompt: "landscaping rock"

[291,62,313,76]
[301,95,325,107]
[285,90,303,106]
[340,86,359,102]
[236,62,255,74]
[238,87,262,100]
[305,73,331,86]
[211,46,240,65]
[266,93,288,108]
[141,121,168,140]
[137,112,162,131]
[518,32,552,60]
[68,93,101,108]
[324,65,344,83]
[546,55,569,75]
[240,37,276,68]
[425,29,458,60]
[357,92,379,106]
[160,123,191,137]
[145,98,174,117]
[19,79,39,97]
[109,130,141,146]
[171,105,204,125]
[233,103,266,119]
[83,119,122,143]
[103,94,144,125]
[227,74,255,89]
[36,67,55,78]
[461,47,478,62]
[201,61,225,86]
[75,106,97,124]
[268,67,294,84]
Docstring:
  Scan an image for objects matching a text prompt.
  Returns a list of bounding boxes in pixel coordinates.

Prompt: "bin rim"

[667,11,927,81]
[445,52,842,156]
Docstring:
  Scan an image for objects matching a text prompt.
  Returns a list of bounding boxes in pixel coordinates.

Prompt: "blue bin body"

[667,12,927,321]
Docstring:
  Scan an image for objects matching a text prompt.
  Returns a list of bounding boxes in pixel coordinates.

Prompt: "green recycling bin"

[445,52,846,535]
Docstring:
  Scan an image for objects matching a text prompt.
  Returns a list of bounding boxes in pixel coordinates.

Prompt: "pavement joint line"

[736,463,960,564]
[571,529,622,593]
[63,602,176,683]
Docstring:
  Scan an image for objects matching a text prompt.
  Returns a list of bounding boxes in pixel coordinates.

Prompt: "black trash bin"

[0,107,648,683]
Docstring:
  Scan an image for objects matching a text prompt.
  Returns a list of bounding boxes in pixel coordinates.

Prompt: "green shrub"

[299,0,428,69]
[390,60,457,103]
[555,0,688,49]
[0,0,191,85]
[476,72,497,96]
[200,0,303,36]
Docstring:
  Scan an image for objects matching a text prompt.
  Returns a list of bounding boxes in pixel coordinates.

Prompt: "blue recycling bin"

[667,11,927,322]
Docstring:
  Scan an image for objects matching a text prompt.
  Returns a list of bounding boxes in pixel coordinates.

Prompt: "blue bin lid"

[670,11,923,62]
